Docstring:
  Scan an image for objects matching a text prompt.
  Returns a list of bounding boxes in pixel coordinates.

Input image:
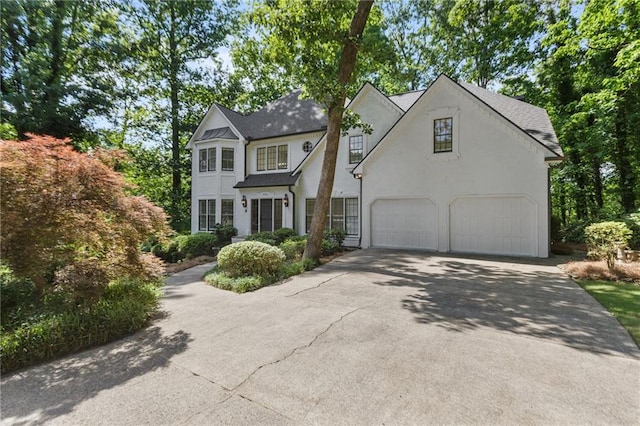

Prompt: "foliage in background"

[0,0,124,145]
[585,221,632,269]
[0,134,169,298]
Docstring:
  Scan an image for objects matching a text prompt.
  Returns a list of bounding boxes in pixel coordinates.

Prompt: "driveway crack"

[232,307,360,391]
[286,272,351,297]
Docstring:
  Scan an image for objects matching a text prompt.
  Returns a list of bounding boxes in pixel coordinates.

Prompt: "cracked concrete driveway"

[2,249,639,425]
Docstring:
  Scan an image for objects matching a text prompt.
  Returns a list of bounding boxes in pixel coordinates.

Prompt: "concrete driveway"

[2,249,639,425]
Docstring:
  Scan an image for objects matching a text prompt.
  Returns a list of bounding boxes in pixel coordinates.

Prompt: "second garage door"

[450,196,536,256]
[371,198,437,250]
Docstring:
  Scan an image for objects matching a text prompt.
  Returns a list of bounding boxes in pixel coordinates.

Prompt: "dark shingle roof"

[233,172,300,188]
[218,90,326,141]
[458,82,562,158]
[197,127,238,141]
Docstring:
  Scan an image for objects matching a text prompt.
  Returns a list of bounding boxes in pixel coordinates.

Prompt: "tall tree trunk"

[614,98,637,213]
[169,1,182,227]
[591,158,603,215]
[303,0,374,261]
[42,0,66,137]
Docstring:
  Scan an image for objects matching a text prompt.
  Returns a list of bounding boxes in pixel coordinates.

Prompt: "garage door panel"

[371,199,436,250]
[450,197,535,256]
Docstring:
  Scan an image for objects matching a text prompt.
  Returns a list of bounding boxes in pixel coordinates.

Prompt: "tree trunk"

[614,100,637,213]
[303,0,374,261]
[169,1,182,228]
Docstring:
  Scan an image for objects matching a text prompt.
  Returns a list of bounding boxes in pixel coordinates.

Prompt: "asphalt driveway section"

[1,250,639,425]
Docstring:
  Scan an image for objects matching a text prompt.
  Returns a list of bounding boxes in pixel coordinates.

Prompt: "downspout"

[358,174,363,248]
[288,184,296,233]
[547,165,551,258]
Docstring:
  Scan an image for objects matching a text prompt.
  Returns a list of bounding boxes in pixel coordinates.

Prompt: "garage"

[449,196,536,256]
[371,198,437,250]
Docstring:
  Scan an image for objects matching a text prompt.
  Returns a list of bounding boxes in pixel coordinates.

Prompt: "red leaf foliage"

[0,134,170,294]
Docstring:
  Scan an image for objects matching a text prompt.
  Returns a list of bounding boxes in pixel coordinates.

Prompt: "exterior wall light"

[241,195,247,208]
[283,193,289,207]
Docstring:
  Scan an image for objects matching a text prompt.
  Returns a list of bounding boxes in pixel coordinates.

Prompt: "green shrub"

[178,232,218,259]
[245,231,277,246]
[624,212,640,250]
[211,224,238,245]
[217,241,286,278]
[204,269,265,293]
[324,228,346,247]
[585,221,632,269]
[1,277,161,373]
[280,239,307,260]
[0,263,36,314]
[273,228,297,244]
[151,233,219,263]
[561,219,591,243]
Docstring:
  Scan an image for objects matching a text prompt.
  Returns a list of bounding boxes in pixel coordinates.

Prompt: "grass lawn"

[577,279,640,347]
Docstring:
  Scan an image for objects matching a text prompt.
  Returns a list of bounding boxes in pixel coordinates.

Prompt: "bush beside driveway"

[2,250,639,425]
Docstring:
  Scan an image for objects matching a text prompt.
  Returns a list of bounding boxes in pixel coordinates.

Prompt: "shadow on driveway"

[1,327,191,425]
[327,250,639,357]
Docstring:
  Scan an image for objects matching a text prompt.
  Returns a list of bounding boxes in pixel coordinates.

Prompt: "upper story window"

[349,135,363,164]
[221,147,234,171]
[257,144,288,171]
[302,141,313,152]
[199,147,216,172]
[434,117,453,153]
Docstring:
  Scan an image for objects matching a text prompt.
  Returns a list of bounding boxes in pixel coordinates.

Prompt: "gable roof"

[388,90,425,111]
[353,74,562,174]
[216,90,327,141]
[457,82,562,158]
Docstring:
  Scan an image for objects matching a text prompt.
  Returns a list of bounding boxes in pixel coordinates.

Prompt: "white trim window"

[434,117,453,153]
[306,197,358,235]
[199,147,216,172]
[221,147,234,171]
[349,135,363,164]
[198,199,216,231]
[221,199,234,226]
[257,144,288,171]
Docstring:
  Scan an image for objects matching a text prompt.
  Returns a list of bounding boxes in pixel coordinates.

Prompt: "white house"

[187,74,563,257]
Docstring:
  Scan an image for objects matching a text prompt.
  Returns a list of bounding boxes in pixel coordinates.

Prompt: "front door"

[251,198,283,233]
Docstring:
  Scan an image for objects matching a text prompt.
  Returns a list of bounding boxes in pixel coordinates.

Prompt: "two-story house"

[187,74,563,257]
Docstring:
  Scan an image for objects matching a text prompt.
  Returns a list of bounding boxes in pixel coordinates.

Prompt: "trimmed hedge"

[217,241,286,278]
[151,232,221,263]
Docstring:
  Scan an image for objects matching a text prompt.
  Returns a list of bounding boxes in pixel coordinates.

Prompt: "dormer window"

[434,118,453,153]
[199,148,216,172]
[257,144,288,171]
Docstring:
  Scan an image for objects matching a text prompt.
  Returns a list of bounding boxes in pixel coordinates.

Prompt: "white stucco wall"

[358,80,551,257]
[294,86,404,246]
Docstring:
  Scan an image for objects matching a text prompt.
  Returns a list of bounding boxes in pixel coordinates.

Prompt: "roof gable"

[457,81,562,158]
[216,90,327,142]
[354,74,562,173]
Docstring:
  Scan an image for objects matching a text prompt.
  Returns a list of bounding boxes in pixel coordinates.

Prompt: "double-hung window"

[257,145,288,171]
[199,148,216,172]
[349,135,363,164]
[221,199,234,226]
[221,148,234,171]
[198,199,216,231]
[305,197,358,235]
[434,118,453,153]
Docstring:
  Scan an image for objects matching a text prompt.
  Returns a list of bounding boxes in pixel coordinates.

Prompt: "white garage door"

[371,199,437,249]
[450,196,536,256]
